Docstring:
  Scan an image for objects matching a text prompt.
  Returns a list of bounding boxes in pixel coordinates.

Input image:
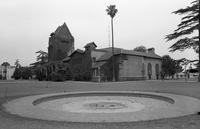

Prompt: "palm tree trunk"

[111,18,115,81]
[198,27,200,82]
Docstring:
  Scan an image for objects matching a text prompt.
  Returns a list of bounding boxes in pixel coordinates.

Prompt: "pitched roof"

[68,49,84,57]
[84,42,97,48]
[119,49,161,59]
[97,52,112,61]
[76,49,84,53]
[97,47,161,61]
[100,47,122,53]
[54,22,74,42]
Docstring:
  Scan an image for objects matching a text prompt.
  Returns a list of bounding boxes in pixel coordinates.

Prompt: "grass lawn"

[0,80,200,129]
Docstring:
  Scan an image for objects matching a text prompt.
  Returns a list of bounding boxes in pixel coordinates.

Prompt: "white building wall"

[0,66,15,80]
[6,67,15,80]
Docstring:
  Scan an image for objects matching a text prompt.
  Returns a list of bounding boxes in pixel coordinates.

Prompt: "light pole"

[106,5,118,81]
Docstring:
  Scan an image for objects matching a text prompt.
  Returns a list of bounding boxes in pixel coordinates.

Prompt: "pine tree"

[36,50,48,64]
[166,0,200,81]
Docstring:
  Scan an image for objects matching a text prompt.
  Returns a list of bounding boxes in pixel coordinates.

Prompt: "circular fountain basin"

[3,91,200,122]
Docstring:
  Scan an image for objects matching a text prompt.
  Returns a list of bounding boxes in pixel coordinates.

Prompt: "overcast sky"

[0,0,197,66]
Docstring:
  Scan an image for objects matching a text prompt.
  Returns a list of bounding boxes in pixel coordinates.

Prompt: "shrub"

[74,74,82,81]
[49,72,65,81]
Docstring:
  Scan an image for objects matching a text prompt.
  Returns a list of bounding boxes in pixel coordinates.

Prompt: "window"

[147,63,152,80]
[155,64,159,79]
[147,63,152,75]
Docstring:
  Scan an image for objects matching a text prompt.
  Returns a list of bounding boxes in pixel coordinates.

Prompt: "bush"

[49,72,65,81]
[73,71,92,81]
[74,74,82,81]
[65,68,72,80]
[82,71,92,81]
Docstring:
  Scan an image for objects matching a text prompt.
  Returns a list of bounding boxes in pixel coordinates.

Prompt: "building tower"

[48,23,74,62]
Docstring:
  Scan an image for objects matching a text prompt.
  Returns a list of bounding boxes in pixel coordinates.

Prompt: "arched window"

[147,63,152,79]
[155,64,159,79]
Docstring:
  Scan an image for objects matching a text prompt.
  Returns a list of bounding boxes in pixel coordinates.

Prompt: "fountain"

[3,91,200,122]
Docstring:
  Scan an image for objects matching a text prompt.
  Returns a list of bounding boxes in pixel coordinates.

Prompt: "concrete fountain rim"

[3,91,200,123]
[32,91,175,106]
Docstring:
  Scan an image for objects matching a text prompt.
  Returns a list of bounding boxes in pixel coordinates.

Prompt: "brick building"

[35,22,162,81]
[46,23,74,80]
[64,42,162,81]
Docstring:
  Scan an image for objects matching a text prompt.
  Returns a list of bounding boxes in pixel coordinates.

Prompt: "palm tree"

[106,5,118,81]
[14,59,21,68]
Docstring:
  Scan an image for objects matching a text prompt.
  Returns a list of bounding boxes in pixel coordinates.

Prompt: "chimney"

[84,42,97,51]
[147,48,155,54]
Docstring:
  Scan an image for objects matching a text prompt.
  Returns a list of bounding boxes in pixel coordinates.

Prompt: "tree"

[21,67,32,80]
[161,55,182,79]
[106,5,118,81]
[32,50,48,81]
[166,0,200,81]
[177,58,198,73]
[14,59,21,68]
[174,59,184,75]
[133,45,147,52]
[12,67,21,80]
[36,50,48,64]
[13,66,33,80]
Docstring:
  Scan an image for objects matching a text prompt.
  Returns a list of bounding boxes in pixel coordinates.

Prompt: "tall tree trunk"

[111,18,115,81]
[198,26,200,82]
